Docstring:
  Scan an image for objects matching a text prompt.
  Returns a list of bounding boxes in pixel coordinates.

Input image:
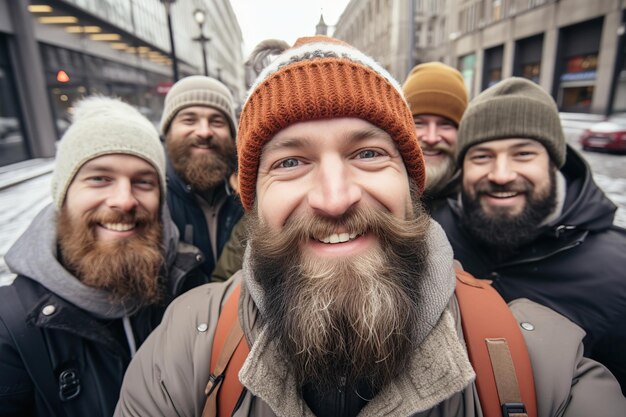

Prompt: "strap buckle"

[204,373,224,396]
[502,402,527,417]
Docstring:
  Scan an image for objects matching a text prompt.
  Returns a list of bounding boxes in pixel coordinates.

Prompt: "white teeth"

[489,191,518,198]
[319,232,359,244]
[102,223,135,232]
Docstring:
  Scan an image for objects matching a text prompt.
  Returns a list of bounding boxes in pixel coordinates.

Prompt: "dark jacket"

[422,171,460,214]
[166,162,243,278]
[432,146,626,393]
[0,204,205,417]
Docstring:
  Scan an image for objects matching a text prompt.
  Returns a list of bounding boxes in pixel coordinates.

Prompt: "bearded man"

[432,77,626,394]
[116,38,625,417]
[402,62,468,212]
[0,97,206,417]
[161,75,243,278]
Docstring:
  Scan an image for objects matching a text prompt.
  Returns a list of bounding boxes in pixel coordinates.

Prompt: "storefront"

[40,43,170,133]
[514,34,543,83]
[555,18,602,112]
[0,34,29,166]
[482,45,503,89]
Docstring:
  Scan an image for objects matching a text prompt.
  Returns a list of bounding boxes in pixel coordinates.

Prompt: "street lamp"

[160,0,179,81]
[193,8,210,77]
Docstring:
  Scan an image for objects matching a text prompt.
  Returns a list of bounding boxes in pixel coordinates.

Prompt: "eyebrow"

[264,125,393,154]
[470,139,540,152]
[79,164,157,177]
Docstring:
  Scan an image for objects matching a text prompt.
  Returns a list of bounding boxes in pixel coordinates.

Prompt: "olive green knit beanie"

[457,77,566,167]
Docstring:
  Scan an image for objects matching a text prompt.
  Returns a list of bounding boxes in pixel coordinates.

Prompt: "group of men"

[0,34,624,417]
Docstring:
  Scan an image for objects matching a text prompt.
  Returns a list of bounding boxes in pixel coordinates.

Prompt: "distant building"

[333,0,626,115]
[316,14,329,36]
[0,0,245,167]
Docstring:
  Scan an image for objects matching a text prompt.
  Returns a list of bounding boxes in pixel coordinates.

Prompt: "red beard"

[57,205,164,306]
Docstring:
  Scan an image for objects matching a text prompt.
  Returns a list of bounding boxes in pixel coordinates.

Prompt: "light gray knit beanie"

[159,75,237,138]
[457,77,566,167]
[51,96,166,209]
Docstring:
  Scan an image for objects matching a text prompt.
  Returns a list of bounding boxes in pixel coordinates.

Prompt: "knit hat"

[457,77,566,167]
[51,96,166,209]
[402,62,468,126]
[237,35,424,211]
[159,75,237,138]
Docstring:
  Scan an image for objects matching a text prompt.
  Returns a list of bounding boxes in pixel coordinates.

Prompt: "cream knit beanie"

[51,96,166,209]
[159,75,237,137]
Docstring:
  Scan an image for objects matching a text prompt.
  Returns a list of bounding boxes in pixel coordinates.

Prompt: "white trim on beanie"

[51,96,166,209]
[246,41,404,102]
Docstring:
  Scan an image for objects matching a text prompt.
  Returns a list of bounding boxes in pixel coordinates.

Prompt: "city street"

[0,123,624,286]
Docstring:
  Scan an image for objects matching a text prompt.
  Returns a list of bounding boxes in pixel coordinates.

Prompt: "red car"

[579,120,626,153]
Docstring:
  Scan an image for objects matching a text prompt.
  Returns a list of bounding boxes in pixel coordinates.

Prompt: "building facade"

[0,0,244,167]
[333,0,626,116]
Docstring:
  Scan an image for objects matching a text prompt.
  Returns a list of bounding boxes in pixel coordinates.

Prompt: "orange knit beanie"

[237,35,424,211]
[402,62,468,126]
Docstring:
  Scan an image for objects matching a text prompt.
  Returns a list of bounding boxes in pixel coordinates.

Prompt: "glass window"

[0,35,29,166]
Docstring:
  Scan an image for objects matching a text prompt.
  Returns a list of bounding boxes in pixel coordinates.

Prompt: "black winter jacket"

[432,146,626,393]
[166,162,243,278]
[0,205,206,417]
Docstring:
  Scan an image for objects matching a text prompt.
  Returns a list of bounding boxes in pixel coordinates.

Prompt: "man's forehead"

[78,154,157,175]
[263,120,393,151]
[468,138,545,152]
[175,105,225,118]
[413,114,454,123]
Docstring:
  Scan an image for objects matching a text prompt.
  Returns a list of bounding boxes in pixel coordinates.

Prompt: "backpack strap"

[455,267,537,417]
[202,283,250,417]
[0,283,64,417]
[202,271,539,417]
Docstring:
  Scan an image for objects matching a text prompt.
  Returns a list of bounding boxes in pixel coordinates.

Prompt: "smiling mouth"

[101,222,136,232]
[486,191,520,199]
[193,143,214,150]
[316,232,361,244]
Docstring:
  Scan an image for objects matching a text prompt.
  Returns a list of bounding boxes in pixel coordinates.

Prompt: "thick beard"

[247,202,430,389]
[424,153,456,196]
[460,168,557,256]
[57,206,164,306]
[166,134,236,191]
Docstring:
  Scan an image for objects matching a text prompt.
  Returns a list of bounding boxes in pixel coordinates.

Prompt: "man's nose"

[487,157,517,184]
[195,119,213,139]
[307,157,361,217]
[419,122,439,145]
[106,180,139,212]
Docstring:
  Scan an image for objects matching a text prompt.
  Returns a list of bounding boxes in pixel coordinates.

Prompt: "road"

[562,126,626,228]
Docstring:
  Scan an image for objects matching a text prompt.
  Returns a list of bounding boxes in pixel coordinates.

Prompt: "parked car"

[579,119,626,153]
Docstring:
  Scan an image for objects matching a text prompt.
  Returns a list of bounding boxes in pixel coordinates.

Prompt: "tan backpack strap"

[455,266,537,417]
[202,284,250,417]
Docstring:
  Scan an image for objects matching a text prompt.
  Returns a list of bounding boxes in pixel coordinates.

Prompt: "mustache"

[86,207,155,227]
[419,142,454,156]
[249,205,427,260]
[475,178,533,194]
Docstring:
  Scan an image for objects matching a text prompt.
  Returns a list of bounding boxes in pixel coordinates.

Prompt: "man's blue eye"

[280,159,299,168]
[359,150,377,159]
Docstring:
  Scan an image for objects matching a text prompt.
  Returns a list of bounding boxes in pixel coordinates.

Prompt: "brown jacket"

[115,270,625,417]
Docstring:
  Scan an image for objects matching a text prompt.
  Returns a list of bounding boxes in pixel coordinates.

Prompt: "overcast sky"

[229,0,351,58]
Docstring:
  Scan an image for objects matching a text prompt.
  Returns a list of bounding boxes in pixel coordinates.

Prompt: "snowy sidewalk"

[0,159,53,285]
